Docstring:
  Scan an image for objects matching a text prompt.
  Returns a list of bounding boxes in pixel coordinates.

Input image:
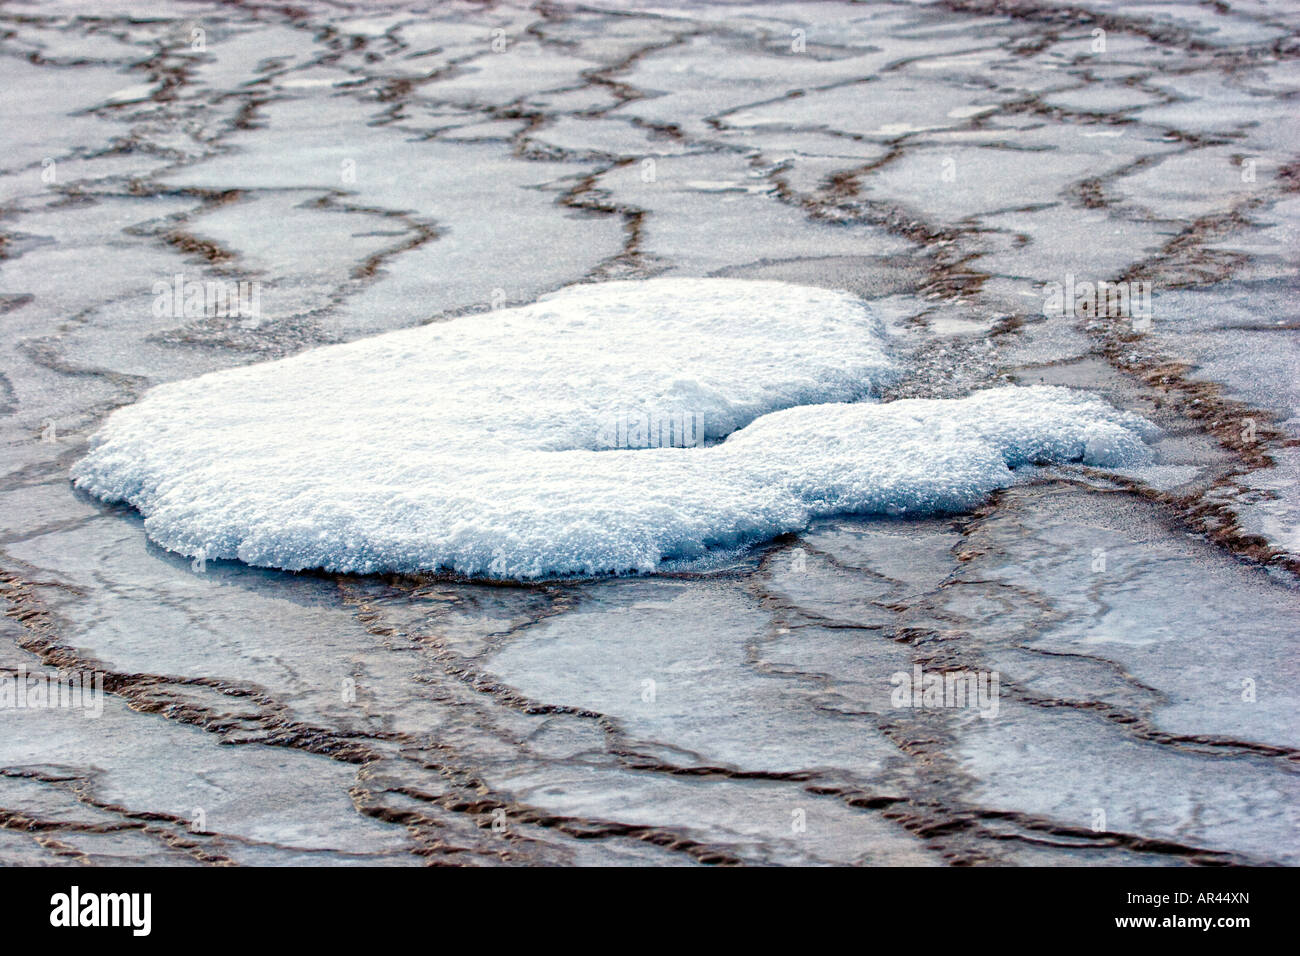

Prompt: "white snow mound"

[71,278,1156,579]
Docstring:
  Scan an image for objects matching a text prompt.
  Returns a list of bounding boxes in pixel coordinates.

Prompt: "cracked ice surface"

[1,0,1297,865]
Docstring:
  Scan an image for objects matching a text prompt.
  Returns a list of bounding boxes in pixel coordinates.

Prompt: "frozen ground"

[1,0,1297,865]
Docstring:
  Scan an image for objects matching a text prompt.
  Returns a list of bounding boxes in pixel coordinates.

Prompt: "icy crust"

[71,279,1156,579]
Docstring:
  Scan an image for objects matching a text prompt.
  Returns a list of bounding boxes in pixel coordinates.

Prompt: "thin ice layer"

[71,279,1156,579]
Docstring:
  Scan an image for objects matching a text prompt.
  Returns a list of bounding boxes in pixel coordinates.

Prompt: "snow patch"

[71,279,1156,579]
